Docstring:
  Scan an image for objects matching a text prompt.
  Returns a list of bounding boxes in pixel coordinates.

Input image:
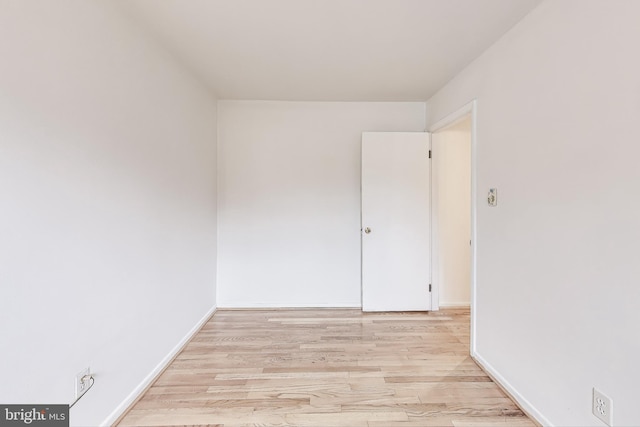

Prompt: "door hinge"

[428,150,432,159]
[429,284,432,292]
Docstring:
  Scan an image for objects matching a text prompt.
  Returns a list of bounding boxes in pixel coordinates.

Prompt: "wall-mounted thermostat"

[488,188,497,206]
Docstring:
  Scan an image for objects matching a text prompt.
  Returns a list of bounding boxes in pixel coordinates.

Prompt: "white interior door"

[361,132,431,311]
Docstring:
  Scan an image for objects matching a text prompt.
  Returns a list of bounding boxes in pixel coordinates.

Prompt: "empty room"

[1,1,638,426]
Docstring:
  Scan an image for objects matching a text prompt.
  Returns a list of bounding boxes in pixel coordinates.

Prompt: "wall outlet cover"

[593,388,613,426]
[75,367,91,399]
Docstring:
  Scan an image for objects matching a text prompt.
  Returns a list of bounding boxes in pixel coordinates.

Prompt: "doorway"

[429,100,477,355]
[432,116,472,308]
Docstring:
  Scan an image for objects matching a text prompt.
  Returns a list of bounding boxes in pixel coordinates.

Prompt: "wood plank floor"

[117,308,536,427]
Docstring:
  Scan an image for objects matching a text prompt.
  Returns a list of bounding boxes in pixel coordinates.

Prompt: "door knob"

[364,227,371,234]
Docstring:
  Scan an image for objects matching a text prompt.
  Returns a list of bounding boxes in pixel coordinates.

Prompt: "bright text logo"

[0,405,68,427]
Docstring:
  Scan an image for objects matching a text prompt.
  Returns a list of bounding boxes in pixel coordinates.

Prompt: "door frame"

[429,100,478,354]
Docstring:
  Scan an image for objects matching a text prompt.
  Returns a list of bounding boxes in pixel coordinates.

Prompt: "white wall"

[427,1,640,425]
[0,1,217,425]
[432,118,471,307]
[217,101,425,307]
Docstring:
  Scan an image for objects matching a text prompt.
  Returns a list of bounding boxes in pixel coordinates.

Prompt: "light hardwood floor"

[117,308,536,427]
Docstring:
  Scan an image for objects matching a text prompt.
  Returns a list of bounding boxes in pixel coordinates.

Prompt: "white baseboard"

[101,305,217,426]
[218,302,361,309]
[438,302,470,308]
[472,351,552,427]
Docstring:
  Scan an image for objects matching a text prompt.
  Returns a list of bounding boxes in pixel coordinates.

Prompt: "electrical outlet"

[75,367,91,399]
[593,388,613,426]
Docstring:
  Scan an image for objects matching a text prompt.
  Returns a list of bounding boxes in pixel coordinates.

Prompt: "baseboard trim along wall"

[103,306,218,426]
[471,352,551,427]
[218,307,363,312]
[438,302,471,309]
[217,303,362,309]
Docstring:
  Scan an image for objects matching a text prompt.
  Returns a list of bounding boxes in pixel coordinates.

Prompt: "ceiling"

[119,0,541,101]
